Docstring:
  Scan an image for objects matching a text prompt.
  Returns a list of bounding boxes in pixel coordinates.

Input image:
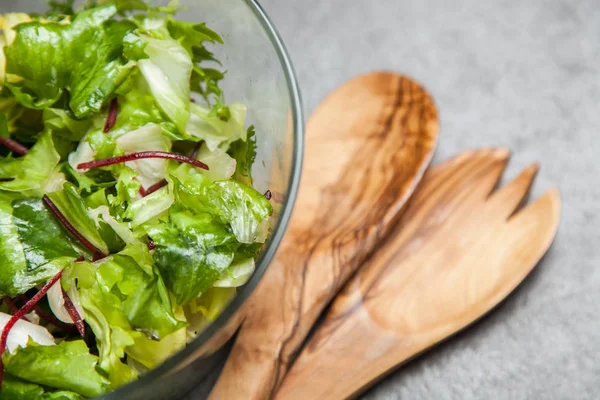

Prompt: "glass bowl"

[0,0,304,398]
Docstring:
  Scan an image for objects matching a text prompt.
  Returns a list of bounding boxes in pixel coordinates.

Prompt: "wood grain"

[275,149,561,400]
[209,72,439,399]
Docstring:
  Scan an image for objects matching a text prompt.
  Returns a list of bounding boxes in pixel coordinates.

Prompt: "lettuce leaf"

[0,193,80,296]
[70,257,138,387]
[114,244,185,338]
[0,192,27,297]
[203,181,272,244]
[43,108,92,143]
[78,290,138,388]
[171,163,272,244]
[68,244,183,386]
[132,34,192,133]
[167,20,223,58]
[47,182,109,256]
[109,171,139,212]
[115,123,170,188]
[0,96,25,136]
[146,210,238,304]
[124,184,173,228]
[214,258,255,288]
[3,340,109,398]
[193,143,237,182]
[228,125,257,186]
[4,5,135,117]
[89,205,138,245]
[46,0,76,15]
[125,326,185,369]
[166,19,224,103]
[195,287,236,322]
[2,374,84,400]
[0,13,32,90]
[104,77,179,140]
[12,197,80,269]
[1,375,46,400]
[0,131,62,196]
[186,102,247,151]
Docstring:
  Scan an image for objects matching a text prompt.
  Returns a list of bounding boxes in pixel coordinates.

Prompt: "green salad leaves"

[4,340,109,397]
[5,5,135,117]
[0,1,271,398]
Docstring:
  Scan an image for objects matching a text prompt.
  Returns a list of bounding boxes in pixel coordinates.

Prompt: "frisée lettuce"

[0,1,272,397]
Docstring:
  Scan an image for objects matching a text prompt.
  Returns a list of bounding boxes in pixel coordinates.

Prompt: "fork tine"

[412,148,508,204]
[489,163,539,219]
[469,149,510,199]
[508,187,561,235]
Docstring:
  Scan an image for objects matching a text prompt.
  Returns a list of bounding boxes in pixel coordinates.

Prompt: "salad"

[0,1,272,398]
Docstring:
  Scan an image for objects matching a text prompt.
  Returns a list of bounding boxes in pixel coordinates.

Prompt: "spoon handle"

[209,73,439,400]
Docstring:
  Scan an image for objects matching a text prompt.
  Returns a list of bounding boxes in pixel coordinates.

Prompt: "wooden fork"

[275,148,561,400]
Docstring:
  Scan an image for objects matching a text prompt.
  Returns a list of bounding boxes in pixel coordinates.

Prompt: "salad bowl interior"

[0,0,303,398]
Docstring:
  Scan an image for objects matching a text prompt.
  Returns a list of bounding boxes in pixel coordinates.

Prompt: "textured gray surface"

[236,0,598,399]
[193,0,600,398]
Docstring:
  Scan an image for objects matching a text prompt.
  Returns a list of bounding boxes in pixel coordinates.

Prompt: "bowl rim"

[101,0,304,398]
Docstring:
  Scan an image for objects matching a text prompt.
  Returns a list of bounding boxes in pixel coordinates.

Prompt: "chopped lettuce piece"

[115,244,185,338]
[89,205,138,245]
[186,102,247,151]
[69,244,183,386]
[4,5,135,117]
[166,19,224,103]
[43,108,92,143]
[171,164,272,244]
[147,211,238,304]
[72,259,139,387]
[194,143,237,182]
[124,184,174,228]
[3,340,109,397]
[214,258,255,288]
[0,192,27,297]
[0,131,62,196]
[1,375,47,400]
[2,374,84,400]
[125,302,185,369]
[204,181,273,244]
[115,123,170,188]
[47,183,109,256]
[133,35,192,133]
[112,165,142,206]
[0,13,32,89]
[228,125,257,186]
[110,82,179,139]
[12,197,79,269]
[188,287,236,323]
[167,19,223,57]
[0,194,79,296]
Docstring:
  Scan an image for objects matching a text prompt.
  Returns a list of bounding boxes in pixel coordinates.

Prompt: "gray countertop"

[235,0,598,399]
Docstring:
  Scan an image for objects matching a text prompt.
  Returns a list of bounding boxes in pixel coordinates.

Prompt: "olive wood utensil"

[209,72,439,399]
[275,148,561,400]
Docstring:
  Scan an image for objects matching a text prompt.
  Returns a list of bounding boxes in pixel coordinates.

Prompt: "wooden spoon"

[275,149,561,400]
[209,72,439,399]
